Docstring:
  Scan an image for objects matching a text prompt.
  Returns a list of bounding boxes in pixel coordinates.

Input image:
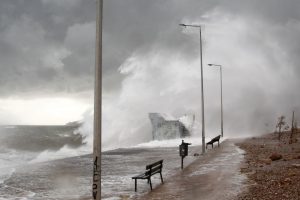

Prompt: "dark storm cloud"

[0,0,223,96]
[0,0,95,96]
[0,0,300,100]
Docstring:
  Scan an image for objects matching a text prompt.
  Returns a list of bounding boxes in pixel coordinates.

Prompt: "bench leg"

[149,178,152,190]
[212,143,214,149]
[218,141,219,147]
[160,172,164,183]
[134,179,137,192]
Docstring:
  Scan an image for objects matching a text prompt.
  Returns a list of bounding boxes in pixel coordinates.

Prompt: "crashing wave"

[148,113,195,140]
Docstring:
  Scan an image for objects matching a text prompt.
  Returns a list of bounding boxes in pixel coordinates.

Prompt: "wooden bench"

[206,135,221,149]
[132,160,163,192]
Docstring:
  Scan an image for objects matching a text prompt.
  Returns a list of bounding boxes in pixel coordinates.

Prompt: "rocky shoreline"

[236,131,300,200]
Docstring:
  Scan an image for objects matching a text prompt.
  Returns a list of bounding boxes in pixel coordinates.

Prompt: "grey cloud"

[0,0,300,134]
[0,0,96,96]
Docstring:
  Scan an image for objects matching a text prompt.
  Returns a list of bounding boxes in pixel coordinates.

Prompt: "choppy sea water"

[0,126,245,200]
[0,125,203,199]
[0,125,84,200]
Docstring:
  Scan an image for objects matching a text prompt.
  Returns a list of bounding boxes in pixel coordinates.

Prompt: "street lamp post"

[93,0,102,200]
[208,64,223,138]
[179,23,206,154]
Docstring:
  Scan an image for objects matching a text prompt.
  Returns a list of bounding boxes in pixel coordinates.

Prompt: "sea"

[0,125,244,200]
[0,125,201,200]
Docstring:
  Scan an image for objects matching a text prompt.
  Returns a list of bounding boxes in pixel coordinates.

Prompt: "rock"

[289,139,298,144]
[284,155,293,161]
[281,178,292,185]
[288,172,297,177]
[260,158,272,165]
[291,164,300,168]
[269,153,282,161]
[284,178,292,182]
[294,138,298,143]
[283,194,289,198]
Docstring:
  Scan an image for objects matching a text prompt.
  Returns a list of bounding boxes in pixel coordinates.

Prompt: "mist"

[92,6,299,149]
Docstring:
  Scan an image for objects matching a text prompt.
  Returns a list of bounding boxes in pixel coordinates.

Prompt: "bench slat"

[149,165,162,174]
[132,175,148,179]
[132,174,146,178]
[146,160,163,169]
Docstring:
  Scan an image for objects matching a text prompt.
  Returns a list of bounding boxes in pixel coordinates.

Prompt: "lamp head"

[179,23,186,27]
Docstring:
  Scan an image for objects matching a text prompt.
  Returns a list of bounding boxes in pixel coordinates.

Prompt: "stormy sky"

[0,0,300,144]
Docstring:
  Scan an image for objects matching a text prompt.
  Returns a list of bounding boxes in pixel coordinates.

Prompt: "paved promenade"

[134,140,246,200]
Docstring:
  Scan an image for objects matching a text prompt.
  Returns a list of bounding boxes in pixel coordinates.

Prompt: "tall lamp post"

[208,64,223,137]
[179,23,206,154]
[93,0,102,200]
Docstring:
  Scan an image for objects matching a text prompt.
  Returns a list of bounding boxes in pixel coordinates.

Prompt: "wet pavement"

[134,140,247,200]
